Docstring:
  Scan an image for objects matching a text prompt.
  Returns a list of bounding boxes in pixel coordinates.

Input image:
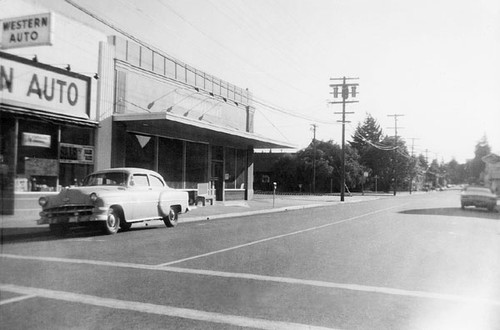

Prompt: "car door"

[149,174,167,217]
[129,173,157,219]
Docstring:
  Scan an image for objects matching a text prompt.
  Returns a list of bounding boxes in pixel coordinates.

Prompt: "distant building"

[482,153,500,196]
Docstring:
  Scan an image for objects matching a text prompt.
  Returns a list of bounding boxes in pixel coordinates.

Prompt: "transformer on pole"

[329,77,359,202]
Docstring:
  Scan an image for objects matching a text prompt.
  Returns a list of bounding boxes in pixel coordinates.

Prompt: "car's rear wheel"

[103,207,120,235]
[120,219,132,231]
[163,207,178,228]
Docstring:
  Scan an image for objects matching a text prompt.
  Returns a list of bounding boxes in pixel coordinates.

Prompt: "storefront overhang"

[1,103,99,127]
[113,112,295,149]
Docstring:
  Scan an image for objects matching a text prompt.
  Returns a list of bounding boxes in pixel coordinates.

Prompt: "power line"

[153,0,315,98]
[252,97,338,125]
[254,108,290,143]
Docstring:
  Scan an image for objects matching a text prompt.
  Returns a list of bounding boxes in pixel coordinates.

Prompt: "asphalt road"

[1,190,500,329]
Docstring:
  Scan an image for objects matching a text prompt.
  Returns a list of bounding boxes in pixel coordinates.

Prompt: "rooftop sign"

[1,13,52,49]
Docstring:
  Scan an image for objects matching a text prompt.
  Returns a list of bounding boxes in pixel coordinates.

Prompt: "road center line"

[0,284,337,330]
[2,253,499,306]
[156,204,405,267]
[0,293,37,306]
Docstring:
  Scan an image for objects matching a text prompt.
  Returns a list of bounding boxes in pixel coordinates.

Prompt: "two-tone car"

[38,168,189,234]
[460,186,497,212]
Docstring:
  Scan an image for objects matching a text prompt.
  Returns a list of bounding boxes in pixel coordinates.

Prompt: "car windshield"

[82,172,129,186]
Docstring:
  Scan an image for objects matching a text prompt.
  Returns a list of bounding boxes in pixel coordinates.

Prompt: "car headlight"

[38,197,48,207]
[90,193,98,203]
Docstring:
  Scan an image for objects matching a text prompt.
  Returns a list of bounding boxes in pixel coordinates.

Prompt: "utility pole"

[408,137,419,194]
[329,77,359,202]
[310,124,317,194]
[387,114,404,196]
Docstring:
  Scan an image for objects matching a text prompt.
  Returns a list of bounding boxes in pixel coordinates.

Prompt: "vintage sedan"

[460,186,497,212]
[38,168,189,234]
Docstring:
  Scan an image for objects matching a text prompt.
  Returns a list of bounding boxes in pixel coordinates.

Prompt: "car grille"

[44,205,94,217]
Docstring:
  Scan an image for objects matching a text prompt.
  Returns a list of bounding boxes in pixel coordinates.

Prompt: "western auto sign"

[0,52,91,119]
[1,13,53,49]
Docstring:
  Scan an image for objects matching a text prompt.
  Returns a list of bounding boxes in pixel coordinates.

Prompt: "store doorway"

[211,161,224,201]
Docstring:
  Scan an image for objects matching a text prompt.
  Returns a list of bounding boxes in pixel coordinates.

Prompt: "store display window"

[17,119,59,191]
[158,137,183,188]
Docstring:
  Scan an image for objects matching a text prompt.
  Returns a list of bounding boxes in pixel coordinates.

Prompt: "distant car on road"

[38,168,189,234]
[460,186,497,212]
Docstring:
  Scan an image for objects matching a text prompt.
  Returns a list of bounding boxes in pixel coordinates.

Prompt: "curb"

[180,203,331,223]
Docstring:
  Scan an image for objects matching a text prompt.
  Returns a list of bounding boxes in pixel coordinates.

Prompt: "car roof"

[91,168,163,177]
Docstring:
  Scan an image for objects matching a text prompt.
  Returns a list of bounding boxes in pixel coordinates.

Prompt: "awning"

[0,103,99,127]
[113,111,295,149]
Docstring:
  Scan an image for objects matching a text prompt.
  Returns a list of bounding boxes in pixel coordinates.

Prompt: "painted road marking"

[0,293,37,306]
[2,253,499,307]
[156,204,406,267]
[0,284,337,330]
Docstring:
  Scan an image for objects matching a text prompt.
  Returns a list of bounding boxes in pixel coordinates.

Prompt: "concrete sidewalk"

[183,193,379,222]
[0,193,391,239]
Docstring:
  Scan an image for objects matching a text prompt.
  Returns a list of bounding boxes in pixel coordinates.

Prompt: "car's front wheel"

[163,207,178,228]
[103,207,120,235]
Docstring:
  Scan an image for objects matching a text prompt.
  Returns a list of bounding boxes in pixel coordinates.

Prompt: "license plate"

[69,216,78,223]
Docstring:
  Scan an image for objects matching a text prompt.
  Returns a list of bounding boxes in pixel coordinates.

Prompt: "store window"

[59,126,95,187]
[61,126,94,145]
[225,148,236,189]
[211,145,223,161]
[236,149,247,189]
[224,148,247,189]
[125,133,155,170]
[17,119,59,191]
[158,137,183,188]
[185,142,208,189]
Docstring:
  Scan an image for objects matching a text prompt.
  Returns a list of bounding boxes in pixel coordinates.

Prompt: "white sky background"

[45,0,500,163]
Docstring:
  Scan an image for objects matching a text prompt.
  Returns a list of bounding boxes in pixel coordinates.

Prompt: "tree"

[374,136,411,192]
[467,135,491,183]
[350,114,383,148]
[445,158,467,184]
[350,114,391,191]
[271,154,301,192]
[268,139,364,193]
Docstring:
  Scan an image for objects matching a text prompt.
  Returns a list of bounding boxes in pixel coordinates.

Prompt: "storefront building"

[105,35,291,202]
[1,1,108,215]
[0,52,97,214]
[1,1,292,215]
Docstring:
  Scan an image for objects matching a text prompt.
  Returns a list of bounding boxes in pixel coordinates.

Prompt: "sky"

[28,0,500,163]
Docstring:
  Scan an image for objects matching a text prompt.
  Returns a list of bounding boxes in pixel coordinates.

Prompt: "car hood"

[45,186,127,206]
